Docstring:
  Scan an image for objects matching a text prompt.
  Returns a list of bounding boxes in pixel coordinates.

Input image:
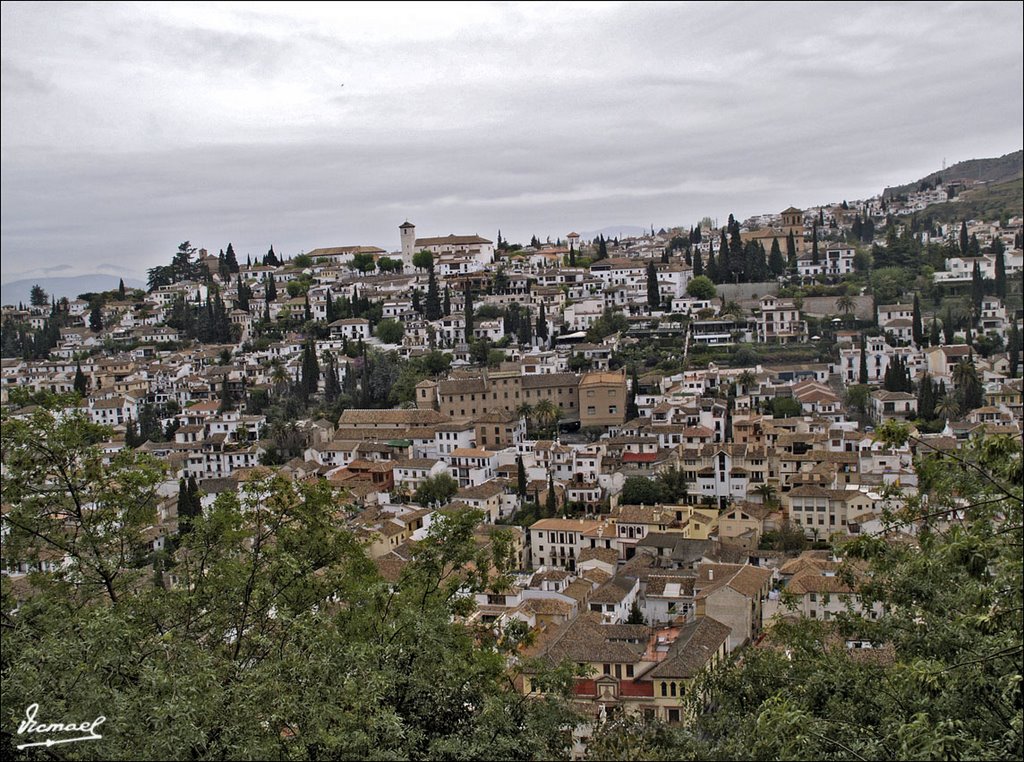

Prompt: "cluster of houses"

[2,200,1022,739]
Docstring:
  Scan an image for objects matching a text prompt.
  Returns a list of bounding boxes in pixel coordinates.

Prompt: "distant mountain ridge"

[884,150,1023,198]
[1,275,146,306]
[578,225,649,241]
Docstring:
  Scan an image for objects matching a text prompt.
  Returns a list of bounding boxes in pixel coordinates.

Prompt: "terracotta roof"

[644,617,731,679]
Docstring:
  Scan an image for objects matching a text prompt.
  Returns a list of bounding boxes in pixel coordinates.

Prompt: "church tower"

[400,221,416,266]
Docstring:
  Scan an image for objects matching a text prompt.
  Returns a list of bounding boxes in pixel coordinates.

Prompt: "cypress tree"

[646,261,660,308]
[265,274,277,302]
[768,238,785,276]
[89,303,103,332]
[536,303,549,343]
[125,417,139,448]
[118,278,126,299]
[811,222,820,265]
[176,478,192,533]
[993,237,1006,299]
[464,283,474,342]
[786,230,797,270]
[1008,321,1020,378]
[943,306,955,344]
[693,250,704,277]
[443,285,451,318]
[970,261,984,318]
[859,334,868,384]
[569,243,576,267]
[706,247,718,283]
[918,371,935,420]
[627,366,640,420]
[545,473,556,517]
[959,221,969,255]
[930,318,941,347]
[74,362,88,395]
[225,243,239,273]
[516,455,527,498]
[424,265,440,321]
[912,294,923,346]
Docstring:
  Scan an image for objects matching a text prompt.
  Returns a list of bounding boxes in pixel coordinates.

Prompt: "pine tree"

[912,294,923,346]
[74,362,88,395]
[646,261,659,308]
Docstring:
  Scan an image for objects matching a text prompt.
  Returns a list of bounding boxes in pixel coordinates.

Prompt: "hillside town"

[2,178,1022,736]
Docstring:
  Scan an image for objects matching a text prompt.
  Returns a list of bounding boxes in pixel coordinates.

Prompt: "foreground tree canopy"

[1,398,578,760]
[589,424,1023,761]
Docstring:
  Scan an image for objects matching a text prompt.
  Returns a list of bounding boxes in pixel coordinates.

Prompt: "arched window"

[670,682,677,697]
[660,682,667,697]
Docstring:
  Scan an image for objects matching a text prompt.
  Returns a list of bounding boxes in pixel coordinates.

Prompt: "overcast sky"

[2,1,1022,283]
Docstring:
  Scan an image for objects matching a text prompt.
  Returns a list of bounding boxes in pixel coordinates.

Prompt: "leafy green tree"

[620,476,662,505]
[414,473,459,507]
[3,407,581,761]
[412,249,434,271]
[350,252,377,273]
[606,428,1023,762]
[687,276,716,300]
[375,319,405,344]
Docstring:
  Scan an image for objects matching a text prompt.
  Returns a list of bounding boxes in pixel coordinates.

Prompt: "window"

[660,682,668,697]
[626,664,634,678]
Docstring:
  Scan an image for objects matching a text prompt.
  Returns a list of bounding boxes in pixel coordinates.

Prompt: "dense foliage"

[1,401,580,760]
